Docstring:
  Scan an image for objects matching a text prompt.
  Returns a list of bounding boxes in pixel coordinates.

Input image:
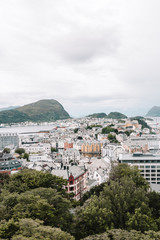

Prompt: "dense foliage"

[0,166,160,239]
[102,126,118,134]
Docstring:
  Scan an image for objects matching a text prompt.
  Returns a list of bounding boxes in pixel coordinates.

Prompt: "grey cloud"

[55,27,119,63]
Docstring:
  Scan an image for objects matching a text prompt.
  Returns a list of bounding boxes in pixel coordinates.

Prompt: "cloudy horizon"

[0,0,160,117]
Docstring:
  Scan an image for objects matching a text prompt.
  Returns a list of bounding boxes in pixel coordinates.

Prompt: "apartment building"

[119,152,160,185]
[0,133,19,150]
[51,165,87,200]
[22,143,51,154]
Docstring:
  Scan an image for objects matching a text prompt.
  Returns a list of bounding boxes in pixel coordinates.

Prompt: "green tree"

[0,218,74,240]
[3,169,67,195]
[0,173,9,191]
[15,148,25,155]
[0,218,19,239]
[148,191,160,219]
[51,147,58,153]
[127,205,157,232]
[73,165,153,238]
[74,128,79,133]
[23,153,29,161]
[82,229,160,240]
[12,188,72,230]
[107,134,119,143]
[3,148,10,154]
[73,195,113,239]
[109,163,149,191]
[102,126,118,134]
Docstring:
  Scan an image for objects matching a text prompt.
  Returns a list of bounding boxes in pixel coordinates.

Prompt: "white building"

[0,133,19,150]
[22,143,51,154]
[119,152,160,187]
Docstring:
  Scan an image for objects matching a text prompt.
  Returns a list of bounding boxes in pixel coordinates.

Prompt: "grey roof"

[87,179,97,186]
[51,169,69,179]
[51,165,85,180]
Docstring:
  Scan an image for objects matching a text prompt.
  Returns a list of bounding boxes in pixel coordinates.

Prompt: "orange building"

[64,142,73,150]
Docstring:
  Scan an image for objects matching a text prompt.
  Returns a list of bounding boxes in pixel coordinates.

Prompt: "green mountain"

[87,113,107,118]
[146,106,160,117]
[107,112,127,119]
[0,99,70,124]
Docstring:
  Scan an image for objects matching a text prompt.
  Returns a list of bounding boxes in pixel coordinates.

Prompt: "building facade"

[119,152,160,185]
[0,133,19,150]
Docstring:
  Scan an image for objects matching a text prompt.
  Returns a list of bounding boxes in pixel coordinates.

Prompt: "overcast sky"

[0,0,160,117]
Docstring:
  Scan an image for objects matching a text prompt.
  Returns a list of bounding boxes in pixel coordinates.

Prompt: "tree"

[102,126,117,134]
[74,128,79,133]
[73,195,113,239]
[73,164,154,238]
[12,188,72,230]
[109,163,149,191]
[15,148,25,155]
[3,148,10,154]
[0,173,9,191]
[0,218,19,239]
[147,191,160,219]
[126,203,157,232]
[0,218,74,240]
[107,134,119,143]
[23,153,29,161]
[81,183,106,205]
[3,169,67,195]
[77,136,83,140]
[51,147,58,152]
[82,229,160,240]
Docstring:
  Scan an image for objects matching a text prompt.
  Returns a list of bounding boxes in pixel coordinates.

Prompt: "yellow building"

[81,142,102,153]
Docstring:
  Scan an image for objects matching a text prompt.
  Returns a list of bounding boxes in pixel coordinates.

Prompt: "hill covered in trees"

[0,165,160,239]
[0,99,70,123]
[107,112,127,119]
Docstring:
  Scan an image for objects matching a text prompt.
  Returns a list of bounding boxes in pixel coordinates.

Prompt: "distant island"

[0,99,70,124]
[146,106,160,117]
[87,113,107,118]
